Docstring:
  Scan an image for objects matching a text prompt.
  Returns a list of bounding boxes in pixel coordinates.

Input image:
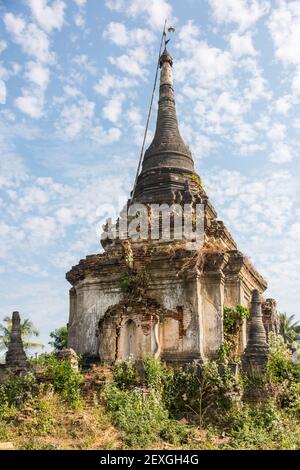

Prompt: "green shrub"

[164,361,240,427]
[222,305,249,362]
[267,334,300,384]
[223,401,300,450]
[34,354,83,407]
[265,334,300,413]
[142,355,171,391]
[103,358,194,448]
[113,356,171,392]
[0,373,37,415]
[103,382,169,447]
[113,359,138,389]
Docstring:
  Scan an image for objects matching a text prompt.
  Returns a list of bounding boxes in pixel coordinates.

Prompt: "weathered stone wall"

[68,280,122,358]
[200,272,224,358]
[67,245,268,365]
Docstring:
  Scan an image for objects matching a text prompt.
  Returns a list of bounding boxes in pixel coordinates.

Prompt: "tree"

[0,316,44,352]
[279,313,300,345]
[49,326,68,352]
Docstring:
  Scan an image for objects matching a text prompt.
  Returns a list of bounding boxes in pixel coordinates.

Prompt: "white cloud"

[209,0,269,31]
[94,70,137,97]
[0,81,6,104]
[103,22,155,47]
[109,46,149,77]
[73,0,86,28]
[242,59,272,103]
[105,0,174,30]
[275,95,293,114]
[15,90,44,118]
[176,39,233,88]
[19,187,49,212]
[56,207,74,226]
[292,67,300,94]
[102,93,125,123]
[269,123,286,142]
[74,13,85,29]
[0,153,27,189]
[91,126,122,144]
[25,61,50,90]
[215,91,243,117]
[0,62,21,82]
[23,216,58,245]
[4,13,54,63]
[229,31,257,57]
[268,1,300,66]
[269,142,293,163]
[268,1,300,99]
[72,54,97,75]
[28,0,66,33]
[0,41,7,54]
[63,85,81,97]
[57,98,95,139]
[127,107,142,125]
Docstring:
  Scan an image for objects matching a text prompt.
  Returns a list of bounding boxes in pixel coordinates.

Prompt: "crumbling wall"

[68,280,122,360]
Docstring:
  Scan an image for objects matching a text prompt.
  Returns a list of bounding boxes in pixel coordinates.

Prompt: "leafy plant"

[222,305,249,361]
[103,381,192,448]
[34,354,83,407]
[279,312,300,345]
[119,269,150,298]
[0,372,37,416]
[266,334,299,384]
[49,326,68,352]
[113,359,139,389]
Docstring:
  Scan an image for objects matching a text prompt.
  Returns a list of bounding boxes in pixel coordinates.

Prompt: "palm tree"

[279,313,300,345]
[0,316,44,352]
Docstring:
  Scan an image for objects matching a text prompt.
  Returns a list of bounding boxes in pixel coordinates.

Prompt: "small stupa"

[5,311,28,373]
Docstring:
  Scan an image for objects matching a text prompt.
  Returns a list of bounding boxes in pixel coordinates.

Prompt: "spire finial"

[163,24,176,50]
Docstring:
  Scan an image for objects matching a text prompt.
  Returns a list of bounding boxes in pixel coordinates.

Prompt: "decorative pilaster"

[224,251,247,353]
[201,252,227,358]
[5,311,28,374]
[242,290,269,372]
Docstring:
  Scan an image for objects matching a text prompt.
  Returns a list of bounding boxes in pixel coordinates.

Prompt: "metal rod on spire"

[131,20,167,200]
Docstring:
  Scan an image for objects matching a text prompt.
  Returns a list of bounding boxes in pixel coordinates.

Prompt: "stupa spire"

[133,37,195,203]
[142,46,194,172]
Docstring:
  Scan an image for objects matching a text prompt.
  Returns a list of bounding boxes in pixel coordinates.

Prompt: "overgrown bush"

[164,361,241,427]
[119,269,150,298]
[113,355,169,391]
[0,373,37,416]
[222,305,249,362]
[267,334,300,384]
[266,334,300,414]
[113,359,138,389]
[222,401,300,450]
[33,354,83,407]
[104,357,194,447]
[103,381,192,447]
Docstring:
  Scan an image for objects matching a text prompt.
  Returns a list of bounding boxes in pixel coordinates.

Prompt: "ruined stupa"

[242,290,270,372]
[66,42,278,366]
[5,311,28,373]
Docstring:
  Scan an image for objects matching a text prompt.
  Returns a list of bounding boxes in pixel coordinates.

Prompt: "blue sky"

[0,0,300,350]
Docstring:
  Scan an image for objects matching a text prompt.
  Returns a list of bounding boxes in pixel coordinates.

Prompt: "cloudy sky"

[0,0,300,349]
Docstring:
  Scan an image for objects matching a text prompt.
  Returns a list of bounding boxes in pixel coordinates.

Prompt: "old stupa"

[66,33,278,366]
